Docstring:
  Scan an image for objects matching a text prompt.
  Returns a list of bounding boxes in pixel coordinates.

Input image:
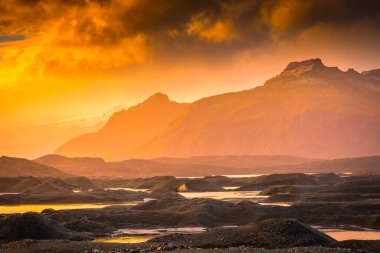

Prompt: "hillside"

[154,155,320,168]
[35,154,106,176]
[138,59,380,159]
[56,93,189,160]
[0,156,69,178]
[284,155,380,174]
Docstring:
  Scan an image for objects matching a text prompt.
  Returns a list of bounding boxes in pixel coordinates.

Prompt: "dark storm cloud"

[2,0,380,45]
[0,34,25,42]
[0,0,379,71]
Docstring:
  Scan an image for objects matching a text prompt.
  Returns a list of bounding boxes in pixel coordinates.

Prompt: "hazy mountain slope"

[284,155,380,174]
[35,154,243,178]
[35,153,380,178]
[0,156,69,178]
[35,154,106,176]
[55,93,189,160]
[138,59,380,159]
[154,155,321,168]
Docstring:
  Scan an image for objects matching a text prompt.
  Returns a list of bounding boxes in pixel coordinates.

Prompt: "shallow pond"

[94,235,155,244]
[95,227,207,244]
[0,202,142,214]
[104,188,149,192]
[315,226,380,241]
[179,191,266,200]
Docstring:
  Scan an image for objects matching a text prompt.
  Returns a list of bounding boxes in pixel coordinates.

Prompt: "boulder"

[0,212,67,242]
[177,179,224,192]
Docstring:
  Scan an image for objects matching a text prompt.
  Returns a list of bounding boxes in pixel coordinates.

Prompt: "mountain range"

[56,59,380,160]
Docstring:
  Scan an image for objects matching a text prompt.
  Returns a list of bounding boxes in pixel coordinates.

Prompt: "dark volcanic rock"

[149,178,184,192]
[332,239,380,253]
[327,179,380,194]
[264,194,299,203]
[314,173,343,184]
[259,185,325,196]
[238,173,318,191]
[150,219,336,248]
[0,212,78,242]
[63,219,114,236]
[64,177,96,190]
[297,193,376,202]
[177,178,224,192]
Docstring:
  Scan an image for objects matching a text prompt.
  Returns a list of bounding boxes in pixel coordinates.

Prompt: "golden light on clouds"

[187,13,235,42]
[0,0,150,82]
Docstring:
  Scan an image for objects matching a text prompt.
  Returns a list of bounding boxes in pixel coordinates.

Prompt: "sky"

[1,0,380,158]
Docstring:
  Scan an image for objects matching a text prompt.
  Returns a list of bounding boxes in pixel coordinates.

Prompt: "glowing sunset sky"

[1,0,380,158]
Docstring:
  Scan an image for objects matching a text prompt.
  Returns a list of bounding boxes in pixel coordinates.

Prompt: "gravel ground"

[0,240,377,253]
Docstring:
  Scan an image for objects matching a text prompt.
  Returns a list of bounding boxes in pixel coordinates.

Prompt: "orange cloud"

[187,13,235,42]
[0,0,149,81]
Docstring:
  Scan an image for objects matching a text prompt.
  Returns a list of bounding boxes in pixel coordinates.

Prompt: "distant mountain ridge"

[56,59,380,160]
[34,154,380,178]
[0,156,69,178]
[35,154,321,178]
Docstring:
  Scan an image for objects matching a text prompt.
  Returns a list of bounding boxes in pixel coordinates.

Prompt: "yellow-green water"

[0,202,140,214]
[94,235,155,243]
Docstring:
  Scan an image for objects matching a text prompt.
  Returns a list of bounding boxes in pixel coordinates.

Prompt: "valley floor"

[0,172,379,253]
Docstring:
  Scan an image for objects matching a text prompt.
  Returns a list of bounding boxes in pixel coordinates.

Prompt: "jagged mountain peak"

[281,58,341,76]
[265,58,344,85]
[143,92,170,104]
[284,58,325,71]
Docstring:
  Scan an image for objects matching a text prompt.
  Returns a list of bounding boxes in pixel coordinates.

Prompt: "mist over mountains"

[56,59,380,161]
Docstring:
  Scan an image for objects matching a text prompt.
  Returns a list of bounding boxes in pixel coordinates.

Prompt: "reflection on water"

[94,235,155,243]
[96,227,206,244]
[177,174,265,179]
[315,226,380,241]
[258,202,291,207]
[325,230,380,241]
[99,227,207,244]
[115,227,206,236]
[105,188,149,192]
[222,174,266,178]
[0,202,142,214]
[179,191,265,200]
[222,186,240,190]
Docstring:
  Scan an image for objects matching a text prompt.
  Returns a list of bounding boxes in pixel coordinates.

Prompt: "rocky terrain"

[0,210,378,253]
[0,172,378,252]
[0,212,90,243]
